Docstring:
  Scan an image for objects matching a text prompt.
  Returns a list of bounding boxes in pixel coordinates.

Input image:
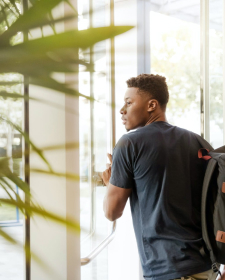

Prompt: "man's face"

[120,87,150,131]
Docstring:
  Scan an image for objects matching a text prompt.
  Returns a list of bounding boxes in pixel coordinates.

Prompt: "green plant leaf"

[0,116,53,172]
[2,0,20,18]
[8,0,21,15]
[8,26,133,54]
[29,76,94,101]
[64,0,78,15]
[1,13,77,37]
[0,91,36,100]
[0,198,80,232]
[0,0,68,44]
[0,61,76,75]
[37,142,79,152]
[0,177,26,201]
[22,13,76,31]
[48,11,57,35]
[1,4,10,28]
[0,47,93,73]
[0,26,133,69]
[8,175,30,195]
[0,157,14,177]
[0,159,30,194]
[0,182,16,201]
[30,168,80,181]
[0,227,48,270]
[0,81,22,85]
[0,227,17,244]
[0,60,93,76]
[0,181,26,214]
[0,54,94,78]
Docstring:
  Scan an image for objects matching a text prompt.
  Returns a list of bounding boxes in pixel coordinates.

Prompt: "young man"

[101,74,223,280]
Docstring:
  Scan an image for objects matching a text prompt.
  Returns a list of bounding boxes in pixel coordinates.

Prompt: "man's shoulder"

[114,134,131,151]
[117,123,208,147]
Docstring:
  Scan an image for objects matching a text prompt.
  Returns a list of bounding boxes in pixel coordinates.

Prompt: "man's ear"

[147,99,158,112]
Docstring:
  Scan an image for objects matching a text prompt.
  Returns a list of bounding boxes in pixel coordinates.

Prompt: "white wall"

[29,2,80,280]
[30,86,67,280]
[30,80,80,280]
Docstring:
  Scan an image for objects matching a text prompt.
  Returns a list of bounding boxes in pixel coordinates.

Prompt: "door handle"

[81,220,116,266]
[83,172,104,242]
[81,172,116,266]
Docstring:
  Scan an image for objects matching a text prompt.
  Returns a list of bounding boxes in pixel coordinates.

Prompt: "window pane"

[209,0,223,148]
[0,1,24,279]
[79,1,110,279]
[150,2,201,134]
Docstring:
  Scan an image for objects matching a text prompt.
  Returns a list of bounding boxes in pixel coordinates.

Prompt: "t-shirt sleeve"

[109,135,135,189]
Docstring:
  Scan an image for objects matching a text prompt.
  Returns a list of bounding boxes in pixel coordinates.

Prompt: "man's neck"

[144,113,167,126]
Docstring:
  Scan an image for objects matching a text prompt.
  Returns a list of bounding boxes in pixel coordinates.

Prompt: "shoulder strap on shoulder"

[213,145,225,153]
[201,158,217,263]
[194,134,214,151]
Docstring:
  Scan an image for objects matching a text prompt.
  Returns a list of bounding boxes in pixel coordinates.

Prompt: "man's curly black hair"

[126,74,169,109]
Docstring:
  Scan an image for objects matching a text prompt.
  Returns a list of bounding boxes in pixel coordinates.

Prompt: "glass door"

[209,0,224,148]
[149,1,201,134]
[79,1,113,279]
[0,1,24,279]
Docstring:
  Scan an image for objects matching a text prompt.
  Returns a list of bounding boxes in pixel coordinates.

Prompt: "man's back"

[110,121,211,280]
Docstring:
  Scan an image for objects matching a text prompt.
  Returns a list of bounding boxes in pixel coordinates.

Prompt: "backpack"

[196,134,225,275]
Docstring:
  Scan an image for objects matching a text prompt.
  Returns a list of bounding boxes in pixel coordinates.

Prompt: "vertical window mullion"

[89,0,96,246]
[137,0,150,75]
[110,0,116,148]
[200,0,210,141]
[22,0,30,279]
[223,0,225,144]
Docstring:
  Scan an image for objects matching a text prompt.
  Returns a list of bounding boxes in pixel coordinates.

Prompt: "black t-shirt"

[109,121,211,280]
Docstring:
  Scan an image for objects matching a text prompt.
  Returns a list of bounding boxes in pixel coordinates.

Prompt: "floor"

[0,225,24,280]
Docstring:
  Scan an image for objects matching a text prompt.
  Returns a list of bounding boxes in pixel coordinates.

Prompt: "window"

[209,0,224,148]
[79,1,112,279]
[150,1,201,134]
[0,1,24,279]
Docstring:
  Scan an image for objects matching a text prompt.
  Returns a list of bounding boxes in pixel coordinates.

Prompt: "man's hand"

[107,153,112,164]
[219,265,225,280]
[101,153,112,187]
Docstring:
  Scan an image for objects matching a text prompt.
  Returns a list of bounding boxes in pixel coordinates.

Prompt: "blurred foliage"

[208,29,223,130]
[151,12,223,131]
[0,0,133,255]
[151,20,200,120]
[0,199,22,221]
